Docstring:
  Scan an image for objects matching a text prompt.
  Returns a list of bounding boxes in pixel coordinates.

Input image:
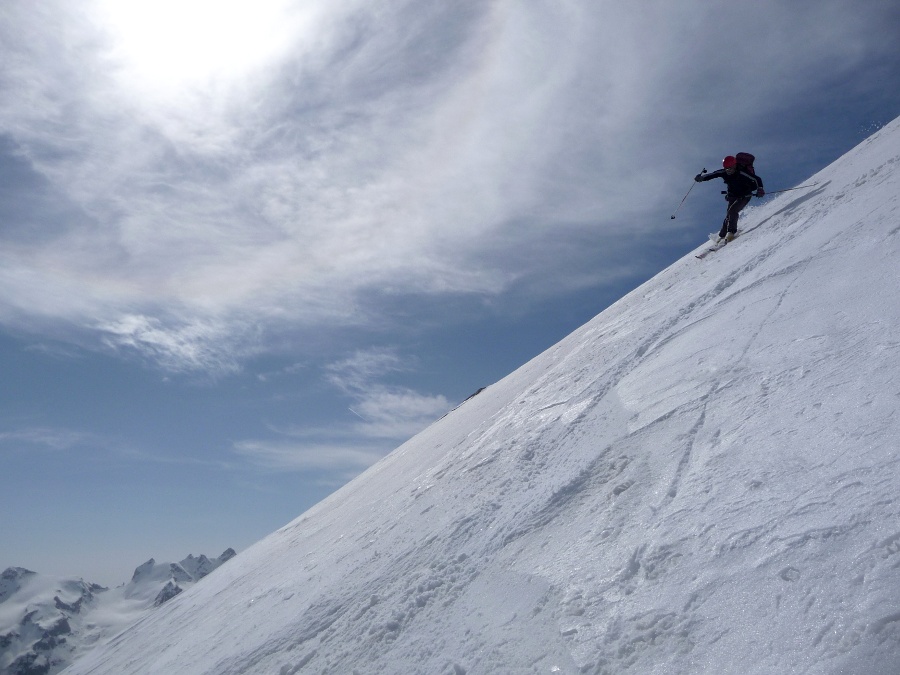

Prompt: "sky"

[1,0,899,586]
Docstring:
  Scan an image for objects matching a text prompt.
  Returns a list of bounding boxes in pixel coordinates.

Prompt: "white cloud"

[325,347,407,391]
[351,389,450,440]
[326,347,450,435]
[1,0,897,371]
[98,314,247,373]
[0,428,97,452]
[235,346,450,472]
[233,439,385,474]
[0,426,235,470]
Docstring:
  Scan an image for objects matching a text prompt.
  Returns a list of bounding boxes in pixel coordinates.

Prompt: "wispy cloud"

[233,440,385,475]
[0,425,235,469]
[1,0,897,371]
[98,314,248,373]
[235,346,449,473]
[326,347,450,438]
[0,427,98,453]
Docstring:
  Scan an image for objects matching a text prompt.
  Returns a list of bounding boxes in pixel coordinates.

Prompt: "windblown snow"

[63,119,900,674]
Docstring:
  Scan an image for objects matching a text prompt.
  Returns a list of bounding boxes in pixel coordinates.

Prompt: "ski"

[696,232,737,259]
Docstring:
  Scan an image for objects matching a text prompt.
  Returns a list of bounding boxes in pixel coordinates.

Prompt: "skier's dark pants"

[719,195,752,237]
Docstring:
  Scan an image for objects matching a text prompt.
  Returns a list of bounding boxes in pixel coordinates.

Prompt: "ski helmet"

[722,155,737,169]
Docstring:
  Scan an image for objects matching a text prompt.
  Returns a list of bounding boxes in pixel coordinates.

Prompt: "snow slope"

[63,118,900,674]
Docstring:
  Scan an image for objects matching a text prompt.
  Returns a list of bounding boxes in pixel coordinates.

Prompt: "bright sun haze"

[94,0,303,95]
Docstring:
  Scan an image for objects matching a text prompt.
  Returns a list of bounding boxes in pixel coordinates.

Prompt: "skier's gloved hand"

[756,188,765,198]
[694,174,704,182]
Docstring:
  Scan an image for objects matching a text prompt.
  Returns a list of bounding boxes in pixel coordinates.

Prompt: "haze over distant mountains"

[1,549,234,675]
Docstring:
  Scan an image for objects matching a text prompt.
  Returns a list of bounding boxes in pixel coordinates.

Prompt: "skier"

[695,154,764,242]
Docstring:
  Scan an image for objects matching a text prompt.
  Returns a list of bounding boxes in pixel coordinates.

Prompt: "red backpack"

[735,152,756,175]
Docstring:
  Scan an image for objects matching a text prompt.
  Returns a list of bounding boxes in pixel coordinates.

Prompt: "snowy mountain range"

[51,116,900,673]
[0,550,234,675]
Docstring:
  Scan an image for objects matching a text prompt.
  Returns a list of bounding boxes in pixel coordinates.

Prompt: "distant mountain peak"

[1,566,36,578]
[0,567,37,604]
[130,558,155,582]
[153,581,184,607]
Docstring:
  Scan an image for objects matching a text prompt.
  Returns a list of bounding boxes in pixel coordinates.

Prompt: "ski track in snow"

[62,120,900,674]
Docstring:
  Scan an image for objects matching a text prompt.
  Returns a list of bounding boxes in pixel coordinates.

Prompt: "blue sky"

[2,0,899,586]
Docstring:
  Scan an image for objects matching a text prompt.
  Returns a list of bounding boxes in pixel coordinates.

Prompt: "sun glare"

[95,0,301,95]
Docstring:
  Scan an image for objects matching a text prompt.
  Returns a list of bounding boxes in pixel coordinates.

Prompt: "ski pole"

[763,182,819,195]
[671,169,705,219]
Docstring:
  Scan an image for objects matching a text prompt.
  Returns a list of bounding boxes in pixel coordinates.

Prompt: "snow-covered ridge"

[1,549,234,675]
[64,117,900,674]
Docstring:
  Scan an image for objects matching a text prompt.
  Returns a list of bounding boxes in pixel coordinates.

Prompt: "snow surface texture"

[1,551,234,675]
[63,119,900,674]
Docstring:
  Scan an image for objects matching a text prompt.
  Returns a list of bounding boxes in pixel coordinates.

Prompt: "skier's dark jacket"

[698,168,763,198]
